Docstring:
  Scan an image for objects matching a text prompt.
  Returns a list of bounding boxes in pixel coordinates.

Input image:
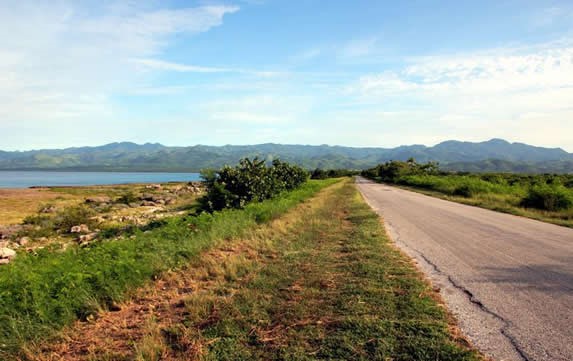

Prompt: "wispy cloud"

[290,48,322,63]
[0,1,239,127]
[132,58,284,78]
[344,40,573,148]
[339,37,378,58]
[132,59,231,73]
[531,6,573,27]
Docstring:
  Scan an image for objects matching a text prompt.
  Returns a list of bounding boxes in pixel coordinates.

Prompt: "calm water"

[0,171,201,188]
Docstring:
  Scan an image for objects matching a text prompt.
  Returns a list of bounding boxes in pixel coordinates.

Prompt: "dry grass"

[27,180,481,360]
[0,188,77,225]
[29,182,344,361]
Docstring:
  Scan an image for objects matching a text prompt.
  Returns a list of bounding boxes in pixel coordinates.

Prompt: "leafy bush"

[311,168,359,179]
[362,159,439,183]
[52,205,96,232]
[521,185,573,211]
[116,191,139,205]
[198,158,308,212]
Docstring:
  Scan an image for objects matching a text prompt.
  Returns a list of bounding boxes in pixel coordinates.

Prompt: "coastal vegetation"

[0,158,330,358]
[0,159,483,359]
[362,160,573,227]
[32,180,478,360]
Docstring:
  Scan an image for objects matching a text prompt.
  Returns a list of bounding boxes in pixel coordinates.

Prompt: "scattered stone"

[0,258,11,265]
[0,247,16,260]
[18,237,31,246]
[78,233,98,244]
[70,224,90,233]
[141,201,157,207]
[85,196,112,204]
[0,225,24,240]
[145,184,162,190]
[39,205,57,213]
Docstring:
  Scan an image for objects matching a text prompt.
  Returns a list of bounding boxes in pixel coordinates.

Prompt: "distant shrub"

[311,168,359,179]
[116,191,139,205]
[23,214,53,227]
[453,185,474,198]
[521,185,573,211]
[198,158,308,212]
[311,168,327,180]
[52,205,96,232]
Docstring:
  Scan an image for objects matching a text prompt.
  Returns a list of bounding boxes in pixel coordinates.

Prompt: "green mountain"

[0,139,572,173]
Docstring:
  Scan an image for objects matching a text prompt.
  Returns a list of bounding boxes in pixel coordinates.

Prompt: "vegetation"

[310,168,360,179]
[521,184,573,211]
[33,180,480,360]
[0,176,335,359]
[362,160,573,226]
[198,158,308,212]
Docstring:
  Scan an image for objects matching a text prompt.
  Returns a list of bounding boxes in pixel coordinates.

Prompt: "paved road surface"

[356,177,573,361]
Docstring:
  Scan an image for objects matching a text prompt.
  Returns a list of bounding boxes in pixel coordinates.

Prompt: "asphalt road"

[355,177,573,361]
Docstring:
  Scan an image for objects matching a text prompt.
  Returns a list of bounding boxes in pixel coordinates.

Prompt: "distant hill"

[0,139,572,173]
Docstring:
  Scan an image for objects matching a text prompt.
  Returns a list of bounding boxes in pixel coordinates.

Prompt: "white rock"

[70,224,90,233]
[18,237,31,246]
[0,247,16,259]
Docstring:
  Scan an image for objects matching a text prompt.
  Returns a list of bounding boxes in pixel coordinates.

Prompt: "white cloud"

[132,58,284,78]
[345,41,573,150]
[0,1,238,130]
[132,58,231,73]
[201,95,312,125]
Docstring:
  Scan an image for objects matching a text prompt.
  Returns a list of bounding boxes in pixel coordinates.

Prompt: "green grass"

[0,179,338,359]
[392,174,573,228]
[138,180,480,360]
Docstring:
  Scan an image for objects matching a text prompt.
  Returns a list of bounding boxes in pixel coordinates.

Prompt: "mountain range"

[1,139,572,173]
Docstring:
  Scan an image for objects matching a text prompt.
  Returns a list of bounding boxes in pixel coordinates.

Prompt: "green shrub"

[453,185,474,198]
[52,205,96,232]
[198,158,308,212]
[521,185,573,211]
[116,191,139,205]
[311,168,359,179]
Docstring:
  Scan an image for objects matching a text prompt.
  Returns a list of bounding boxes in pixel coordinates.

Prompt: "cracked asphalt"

[356,177,573,361]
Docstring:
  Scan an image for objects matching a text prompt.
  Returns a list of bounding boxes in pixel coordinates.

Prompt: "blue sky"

[1,0,573,151]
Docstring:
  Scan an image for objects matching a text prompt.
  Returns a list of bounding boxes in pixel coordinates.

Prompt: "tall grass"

[384,173,573,226]
[0,179,338,358]
[396,174,521,198]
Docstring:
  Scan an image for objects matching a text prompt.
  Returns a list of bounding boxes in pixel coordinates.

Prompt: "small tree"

[198,158,308,212]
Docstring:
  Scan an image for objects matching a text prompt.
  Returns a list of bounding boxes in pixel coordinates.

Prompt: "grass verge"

[34,179,482,360]
[0,179,338,359]
[392,183,573,228]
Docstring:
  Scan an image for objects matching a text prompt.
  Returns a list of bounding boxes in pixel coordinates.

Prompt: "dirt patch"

[30,241,260,361]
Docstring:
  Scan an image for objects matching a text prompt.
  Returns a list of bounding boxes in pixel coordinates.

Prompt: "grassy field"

[0,179,337,360]
[31,180,479,360]
[0,188,77,226]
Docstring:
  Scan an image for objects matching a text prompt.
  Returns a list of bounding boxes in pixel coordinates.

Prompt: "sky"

[1,0,573,151]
